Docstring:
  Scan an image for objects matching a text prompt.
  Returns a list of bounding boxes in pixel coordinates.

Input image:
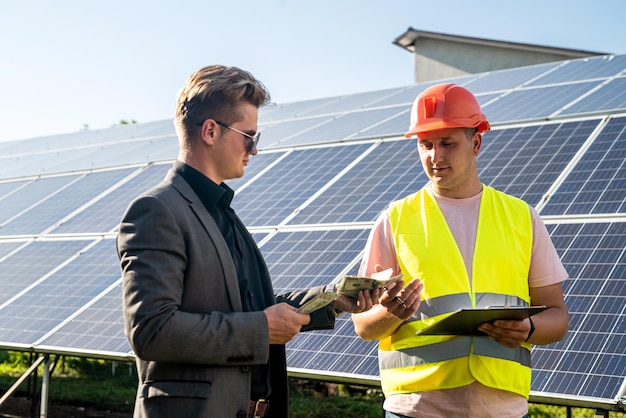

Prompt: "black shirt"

[174,160,274,399]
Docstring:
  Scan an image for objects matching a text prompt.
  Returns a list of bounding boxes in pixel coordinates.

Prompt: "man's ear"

[199,119,219,146]
[473,132,482,154]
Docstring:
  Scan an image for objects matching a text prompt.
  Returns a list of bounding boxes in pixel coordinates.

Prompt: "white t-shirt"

[358,188,568,418]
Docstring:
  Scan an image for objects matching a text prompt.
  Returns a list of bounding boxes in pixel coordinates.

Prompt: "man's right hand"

[264,303,311,344]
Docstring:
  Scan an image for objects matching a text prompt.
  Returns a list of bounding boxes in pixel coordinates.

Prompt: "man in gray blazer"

[117,65,376,418]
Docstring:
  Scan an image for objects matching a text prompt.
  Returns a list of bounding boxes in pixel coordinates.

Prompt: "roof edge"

[393,27,609,57]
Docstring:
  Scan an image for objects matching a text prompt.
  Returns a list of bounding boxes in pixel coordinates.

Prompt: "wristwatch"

[525,316,535,342]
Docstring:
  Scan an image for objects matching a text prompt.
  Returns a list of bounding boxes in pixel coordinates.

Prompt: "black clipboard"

[415,306,548,336]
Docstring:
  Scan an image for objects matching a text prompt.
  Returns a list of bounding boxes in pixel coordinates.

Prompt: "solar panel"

[350,108,410,139]
[560,77,626,116]
[0,179,30,200]
[0,239,119,345]
[541,116,626,215]
[298,87,408,116]
[287,139,425,224]
[526,54,626,86]
[0,169,136,235]
[478,119,601,206]
[51,163,171,234]
[483,81,602,123]
[259,97,340,122]
[260,115,334,149]
[0,241,29,260]
[286,315,379,377]
[464,61,561,93]
[0,175,81,231]
[279,107,407,146]
[226,151,288,192]
[0,240,89,310]
[233,143,372,226]
[261,228,370,292]
[37,282,130,356]
[532,222,626,400]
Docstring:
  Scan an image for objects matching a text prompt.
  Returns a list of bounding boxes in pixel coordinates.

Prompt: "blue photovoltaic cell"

[532,222,626,400]
[361,84,424,108]
[541,117,626,216]
[271,228,380,376]
[260,116,334,149]
[39,283,131,355]
[52,163,171,234]
[260,229,370,292]
[1,146,109,179]
[370,75,480,109]
[482,81,601,123]
[259,97,340,123]
[0,240,88,307]
[225,151,288,192]
[478,119,600,206]
[288,139,426,225]
[351,108,410,139]
[233,143,372,227]
[0,241,27,259]
[0,179,30,201]
[526,54,626,87]
[0,238,120,345]
[85,135,178,168]
[297,87,408,117]
[0,175,80,227]
[278,107,407,147]
[560,77,626,116]
[286,316,379,376]
[250,232,268,243]
[257,228,380,375]
[0,168,136,235]
[465,61,560,93]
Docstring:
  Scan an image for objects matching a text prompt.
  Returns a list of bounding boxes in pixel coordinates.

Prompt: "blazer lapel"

[166,169,243,312]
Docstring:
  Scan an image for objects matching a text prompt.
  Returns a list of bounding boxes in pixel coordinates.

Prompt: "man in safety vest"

[352,83,569,418]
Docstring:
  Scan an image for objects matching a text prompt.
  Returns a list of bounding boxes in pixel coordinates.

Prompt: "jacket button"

[240,365,251,373]
[236,410,247,418]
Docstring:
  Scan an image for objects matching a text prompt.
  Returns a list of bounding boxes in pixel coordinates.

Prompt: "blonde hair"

[174,65,270,144]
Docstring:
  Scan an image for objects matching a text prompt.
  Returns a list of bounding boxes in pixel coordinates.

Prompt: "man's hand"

[379,278,423,321]
[264,303,310,344]
[332,287,382,313]
[478,318,532,348]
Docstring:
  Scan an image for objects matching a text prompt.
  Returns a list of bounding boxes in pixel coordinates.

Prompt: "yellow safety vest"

[380,185,533,398]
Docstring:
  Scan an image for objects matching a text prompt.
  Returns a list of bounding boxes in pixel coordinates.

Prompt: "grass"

[0,352,624,418]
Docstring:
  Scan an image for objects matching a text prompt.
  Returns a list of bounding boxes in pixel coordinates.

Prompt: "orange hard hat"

[404,83,490,138]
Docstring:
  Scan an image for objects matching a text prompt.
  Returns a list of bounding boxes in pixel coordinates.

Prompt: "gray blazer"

[118,167,334,418]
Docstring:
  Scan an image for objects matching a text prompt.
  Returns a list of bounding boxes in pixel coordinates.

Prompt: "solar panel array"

[1,53,625,408]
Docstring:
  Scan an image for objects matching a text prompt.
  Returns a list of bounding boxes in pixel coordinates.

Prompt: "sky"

[1,0,625,142]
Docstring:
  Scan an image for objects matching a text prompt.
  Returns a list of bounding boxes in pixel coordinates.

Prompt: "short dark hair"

[464,127,478,141]
[174,65,271,142]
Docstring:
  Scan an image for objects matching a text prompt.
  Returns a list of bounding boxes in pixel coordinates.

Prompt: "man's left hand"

[478,318,532,348]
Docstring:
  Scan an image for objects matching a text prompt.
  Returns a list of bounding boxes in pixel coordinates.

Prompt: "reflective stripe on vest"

[379,337,531,369]
[381,185,533,398]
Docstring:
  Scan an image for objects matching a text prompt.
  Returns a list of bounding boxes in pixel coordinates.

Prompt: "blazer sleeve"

[118,191,270,366]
